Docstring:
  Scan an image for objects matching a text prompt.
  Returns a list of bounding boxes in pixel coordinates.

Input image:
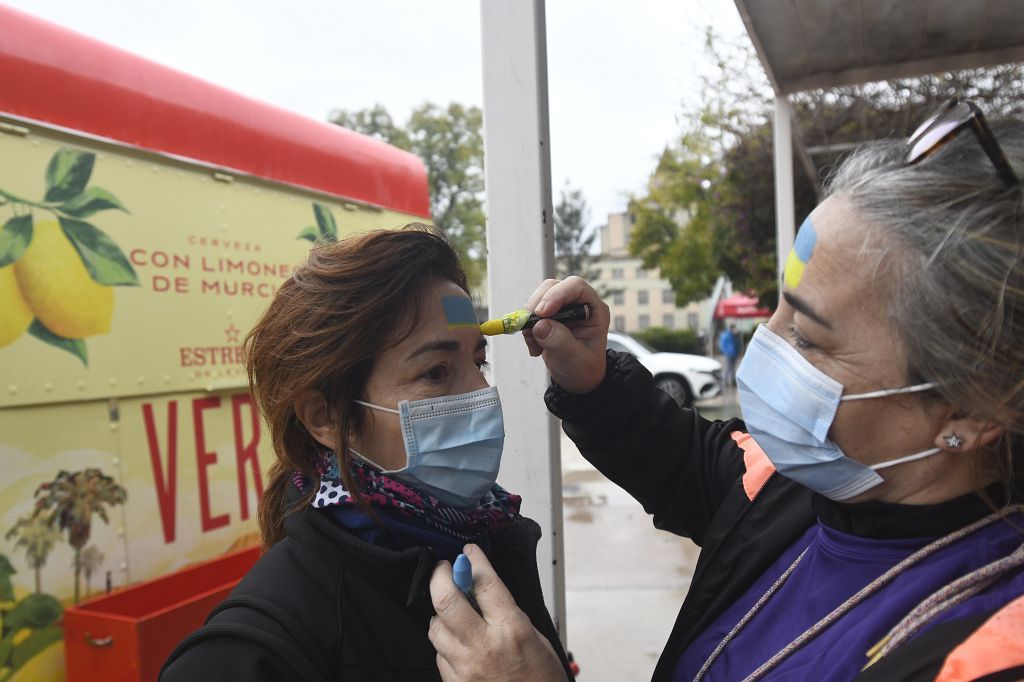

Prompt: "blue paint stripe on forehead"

[793,217,817,263]
[442,296,478,328]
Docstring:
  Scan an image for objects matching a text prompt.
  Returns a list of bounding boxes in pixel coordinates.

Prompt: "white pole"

[479,0,566,643]
[773,95,796,280]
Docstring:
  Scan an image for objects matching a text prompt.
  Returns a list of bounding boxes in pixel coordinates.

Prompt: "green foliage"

[629,26,1024,309]
[3,593,61,633]
[59,217,139,286]
[33,469,127,604]
[58,187,128,218]
[554,183,598,280]
[44,148,95,202]
[28,320,88,368]
[330,102,485,287]
[297,203,338,244]
[0,555,14,603]
[0,215,32,267]
[634,326,699,355]
[5,515,60,593]
[0,592,63,680]
[0,148,135,364]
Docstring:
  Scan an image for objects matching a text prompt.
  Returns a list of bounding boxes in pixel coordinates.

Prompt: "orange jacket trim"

[731,431,776,501]
[934,592,1024,682]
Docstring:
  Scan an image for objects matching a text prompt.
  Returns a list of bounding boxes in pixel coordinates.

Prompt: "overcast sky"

[5,0,748,233]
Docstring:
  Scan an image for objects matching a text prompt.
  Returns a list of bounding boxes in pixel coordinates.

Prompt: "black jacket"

[546,350,1023,682]
[161,492,570,681]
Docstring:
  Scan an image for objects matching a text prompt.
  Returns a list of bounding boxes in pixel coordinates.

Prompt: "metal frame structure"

[733,0,1024,275]
[479,0,566,642]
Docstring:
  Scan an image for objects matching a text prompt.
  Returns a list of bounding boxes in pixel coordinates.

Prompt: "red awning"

[714,293,772,319]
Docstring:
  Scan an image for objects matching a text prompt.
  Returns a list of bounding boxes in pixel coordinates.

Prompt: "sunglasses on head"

[906,98,1020,188]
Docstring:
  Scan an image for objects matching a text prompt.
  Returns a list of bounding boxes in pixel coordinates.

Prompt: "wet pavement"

[561,387,741,681]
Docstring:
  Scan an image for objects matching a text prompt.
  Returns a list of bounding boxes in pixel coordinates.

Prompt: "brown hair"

[244,224,469,548]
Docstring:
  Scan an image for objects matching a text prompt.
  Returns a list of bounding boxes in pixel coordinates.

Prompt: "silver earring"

[944,433,963,449]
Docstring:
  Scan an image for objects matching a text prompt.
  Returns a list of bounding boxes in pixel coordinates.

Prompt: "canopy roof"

[734,0,1024,96]
[714,293,772,319]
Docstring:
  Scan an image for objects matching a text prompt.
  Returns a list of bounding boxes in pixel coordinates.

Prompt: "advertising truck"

[0,6,431,679]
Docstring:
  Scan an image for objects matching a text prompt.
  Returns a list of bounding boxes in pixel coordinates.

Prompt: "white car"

[606,331,722,407]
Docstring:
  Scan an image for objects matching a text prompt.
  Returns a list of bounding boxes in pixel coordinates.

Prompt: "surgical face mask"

[737,325,938,501]
[353,386,504,508]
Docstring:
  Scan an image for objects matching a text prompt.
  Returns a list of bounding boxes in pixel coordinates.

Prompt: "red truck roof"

[0,5,431,218]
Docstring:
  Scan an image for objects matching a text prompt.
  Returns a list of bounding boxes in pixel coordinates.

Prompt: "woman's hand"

[523,276,610,394]
[429,545,566,682]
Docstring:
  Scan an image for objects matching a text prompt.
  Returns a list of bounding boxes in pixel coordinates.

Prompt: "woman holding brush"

[429,99,1024,681]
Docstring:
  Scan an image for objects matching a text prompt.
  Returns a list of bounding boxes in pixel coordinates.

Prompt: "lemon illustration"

[0,264,32,347]
[14,219,113,338]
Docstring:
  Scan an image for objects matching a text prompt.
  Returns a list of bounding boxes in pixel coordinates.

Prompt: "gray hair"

[825,116,1024,485]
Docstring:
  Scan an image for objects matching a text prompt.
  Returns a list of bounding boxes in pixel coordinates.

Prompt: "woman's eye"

[788,327,815,350]
[476,359,490,372]
[423,365,449,382]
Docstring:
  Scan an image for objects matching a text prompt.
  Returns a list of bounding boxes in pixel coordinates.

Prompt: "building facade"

[593,212,711,334]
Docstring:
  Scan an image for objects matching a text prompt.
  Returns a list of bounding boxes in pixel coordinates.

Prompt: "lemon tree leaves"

[1,148,133,284]
[59,187,128,218]
[0,148,133,362]
[59,218,138,286]
[296,225,319,242]
[28,320,88,367]
[37,149,136,287]
[44,149,96,202]
[0,215,32,267]
[314,203,338,242]
[297,202,338,243]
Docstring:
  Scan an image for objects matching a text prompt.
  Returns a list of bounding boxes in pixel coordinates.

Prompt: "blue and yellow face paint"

[442,296,479,330]
[784,216,818,289]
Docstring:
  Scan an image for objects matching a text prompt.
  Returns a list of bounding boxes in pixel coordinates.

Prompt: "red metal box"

[63,546,260,682]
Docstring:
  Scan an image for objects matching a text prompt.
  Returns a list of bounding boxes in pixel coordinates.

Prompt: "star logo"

[225,324,240,344]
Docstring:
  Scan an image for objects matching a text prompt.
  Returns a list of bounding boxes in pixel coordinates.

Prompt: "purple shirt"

[674,514,1024,680]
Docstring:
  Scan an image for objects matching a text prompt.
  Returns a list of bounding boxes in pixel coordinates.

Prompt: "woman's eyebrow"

[407,340,460,360]
[476,338,488,352]
[783,291,833,329]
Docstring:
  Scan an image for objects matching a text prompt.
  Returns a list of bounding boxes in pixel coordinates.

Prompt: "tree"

[5,514,60,594]
[74,545,104,599]
[33,469,127,604]
[0,554,13,604]
[553,183,598,281]
[330,102,486,287]
[629,27,1024,308]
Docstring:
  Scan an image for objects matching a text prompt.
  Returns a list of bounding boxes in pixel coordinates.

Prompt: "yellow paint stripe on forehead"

[784,216,818,289]
[784,251,806,290]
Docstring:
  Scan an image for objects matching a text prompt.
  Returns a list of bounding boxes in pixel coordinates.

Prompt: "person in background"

[697,328,708,356]
[718,323,739,387]
[161,226,569,681]
[429,99,1024,681]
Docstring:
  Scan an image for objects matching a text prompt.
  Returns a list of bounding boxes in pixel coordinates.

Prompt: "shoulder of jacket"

[161,597,334,682]
[931,592,1024,682]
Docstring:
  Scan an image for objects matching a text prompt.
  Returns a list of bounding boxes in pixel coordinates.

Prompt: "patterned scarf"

[294,450,521,544]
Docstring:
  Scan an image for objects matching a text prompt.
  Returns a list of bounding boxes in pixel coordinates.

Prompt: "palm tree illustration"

[33,469,127,604]
[75,545,105,598]
[5,514,61,593]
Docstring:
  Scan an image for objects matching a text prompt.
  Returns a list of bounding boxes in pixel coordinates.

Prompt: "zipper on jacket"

[406,546,434,609]
[688,471,777,590]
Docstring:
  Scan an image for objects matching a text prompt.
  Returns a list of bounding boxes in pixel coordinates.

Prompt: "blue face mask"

[353,386,505,508]
[737,326,938,501]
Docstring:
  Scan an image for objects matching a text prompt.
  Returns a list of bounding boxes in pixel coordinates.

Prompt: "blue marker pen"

[453,553,481,614]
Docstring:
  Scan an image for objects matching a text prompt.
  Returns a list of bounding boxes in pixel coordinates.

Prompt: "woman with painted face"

[429,100,1024,681]
[161,226,570,681]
